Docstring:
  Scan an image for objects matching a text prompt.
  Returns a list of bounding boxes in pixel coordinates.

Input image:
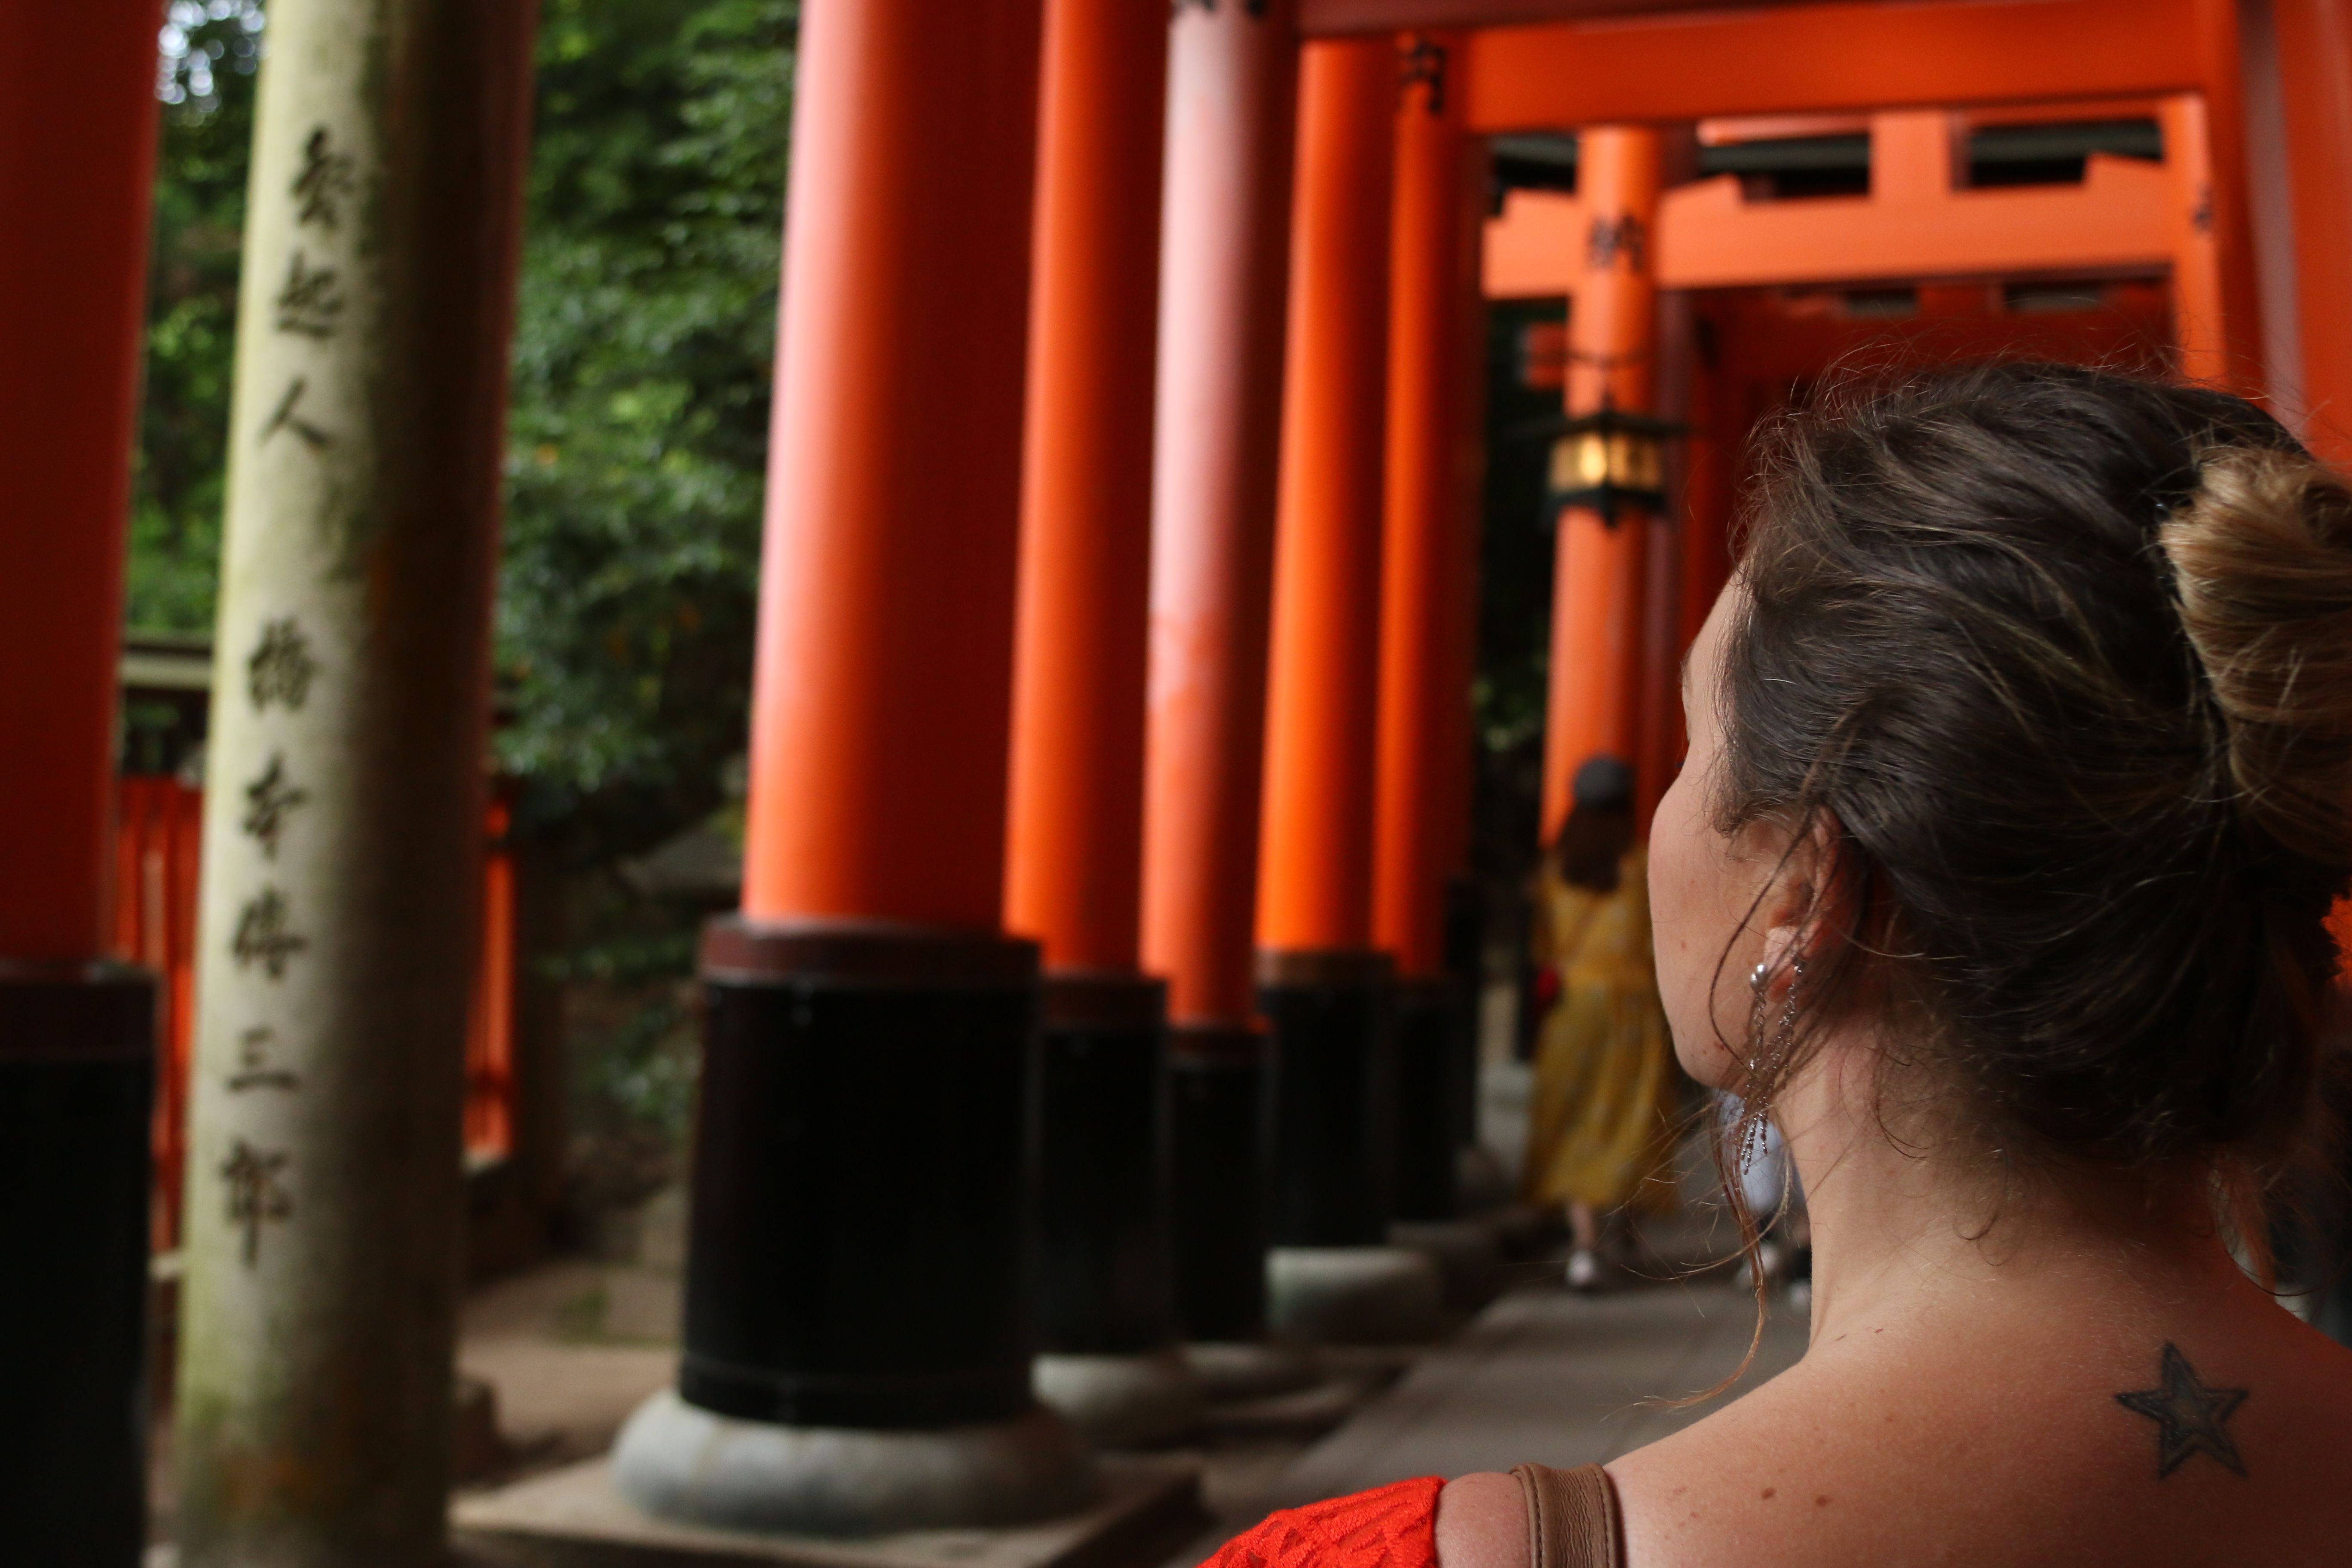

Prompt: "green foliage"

[501,0,797,1149]
[129,7,264,634]
[129,0,796,874]
[128,3,796,1150]
[498,0,795,867]
[553,902,703,1139]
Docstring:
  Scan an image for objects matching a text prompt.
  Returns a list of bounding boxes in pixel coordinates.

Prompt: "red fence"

[112,777,519,1245]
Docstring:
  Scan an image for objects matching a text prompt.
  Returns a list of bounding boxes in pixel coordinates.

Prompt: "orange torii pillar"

[1373,31,1483,1231]
[1256,34,1445,1345]
[609,0,1093,1532]
[2271,0,2352,465]
[0,5,162,1559]
[2270,2,2352,997]
[1144,0,1303,1374]
[2163,93,2240,388]
[1541,127,1663,845]
[1005,0,1202,1447]
[2181,0,2269,395]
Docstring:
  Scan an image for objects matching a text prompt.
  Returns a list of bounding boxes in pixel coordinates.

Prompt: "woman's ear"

[1755,811,1847,983]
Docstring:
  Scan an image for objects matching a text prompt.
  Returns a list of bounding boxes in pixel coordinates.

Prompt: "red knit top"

[1204,1476,1446,1568]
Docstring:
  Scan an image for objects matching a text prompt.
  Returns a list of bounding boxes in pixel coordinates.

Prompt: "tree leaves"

[130,0,798,872]
[496,0,795,867]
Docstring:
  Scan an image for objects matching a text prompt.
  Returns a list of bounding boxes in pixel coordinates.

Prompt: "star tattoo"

[2116,1341,2248,1479]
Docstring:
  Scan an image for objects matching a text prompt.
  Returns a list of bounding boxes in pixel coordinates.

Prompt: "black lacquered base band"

[680,920,1041,1430]
[1034,973,1175,1356]
[0,962,155,1567]
[1390,978,1467,1223]
[1167,1026,1267,1343]
[1259,951,1394,1247]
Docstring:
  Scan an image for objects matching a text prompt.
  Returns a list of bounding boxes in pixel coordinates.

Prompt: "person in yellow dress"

[1522,756,1680,1289]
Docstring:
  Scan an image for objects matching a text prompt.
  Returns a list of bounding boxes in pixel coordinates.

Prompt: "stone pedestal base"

[610,1391,1096,1537]
[1267,1246,1448,1345]
[455,1452,1204,1568]
[1490,1201,1556,1259]
[1032,1347,1206,1448]
[1456,1142,1513,1216]
[1390,1217,1503,1309]
[1180,1339,1322,1403]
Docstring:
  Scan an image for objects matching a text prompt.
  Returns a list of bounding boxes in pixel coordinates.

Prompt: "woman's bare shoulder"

[1432,1472,1526,1568]
[1602,1309,2352,1567]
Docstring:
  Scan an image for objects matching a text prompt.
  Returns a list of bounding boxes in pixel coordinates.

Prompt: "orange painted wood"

[740,0,1043,927]
[465,798,518,1162]
[1304,0,1788,34]
[1375,32,1482,978]
[1467,0,2200,131]
[2185,0,2268,395]
[1485,190,1589,299]
[2329,896,2352,976]
[1259,35,1397,954]
[1698,281,2175,391]
[0,0,163,961]
[2272,0,2352,463]
[1544,511,1643,844]
[1660,131,2172,289]
[1143,0,1301,1026]
[1003,0,1170,973]
[1540,127,1660,845]
[2163,94,2235,386]
[1631,293,1701,836]
[113,778,199,1243]
[1487,122,2175,298]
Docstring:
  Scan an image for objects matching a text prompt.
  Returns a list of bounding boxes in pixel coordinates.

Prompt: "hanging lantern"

[1531,401,1683,527]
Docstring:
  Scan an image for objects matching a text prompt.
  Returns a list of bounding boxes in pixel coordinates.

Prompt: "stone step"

[452,1454,1204,1568]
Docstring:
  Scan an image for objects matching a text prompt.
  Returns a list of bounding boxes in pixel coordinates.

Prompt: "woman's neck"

[1773,1041,2250,1350]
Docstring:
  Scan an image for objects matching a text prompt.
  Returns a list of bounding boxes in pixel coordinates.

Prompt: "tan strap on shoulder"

[1510,1463,1624,1568]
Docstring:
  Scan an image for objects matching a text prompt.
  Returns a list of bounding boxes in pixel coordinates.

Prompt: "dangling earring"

[1740,959,1806,1175]
[1750,959,1797,1105]
[1743,960,1771,1075]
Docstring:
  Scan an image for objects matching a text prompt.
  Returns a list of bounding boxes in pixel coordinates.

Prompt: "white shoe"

[1566,1248,1602,1292]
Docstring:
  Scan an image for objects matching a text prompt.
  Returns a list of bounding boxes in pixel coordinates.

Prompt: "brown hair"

[1711,362,2352,1257]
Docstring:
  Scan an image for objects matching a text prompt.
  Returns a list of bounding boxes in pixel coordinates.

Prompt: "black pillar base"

[1390,977,1465,1223]
[1167,1024,1267,1344]
[1258,950,1394,1247]
[682,920,1041,1429]
[1442,875,1486,1154]
[1033,972,1176,1356]
[0,961,155,1568]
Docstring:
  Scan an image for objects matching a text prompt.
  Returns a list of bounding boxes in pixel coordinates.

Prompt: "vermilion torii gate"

[0,7,164,1562]
[615,0,2352,1532]
[11,0,2352,1554]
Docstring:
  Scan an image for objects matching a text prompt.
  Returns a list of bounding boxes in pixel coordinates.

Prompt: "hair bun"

[2159,447,2352,871]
